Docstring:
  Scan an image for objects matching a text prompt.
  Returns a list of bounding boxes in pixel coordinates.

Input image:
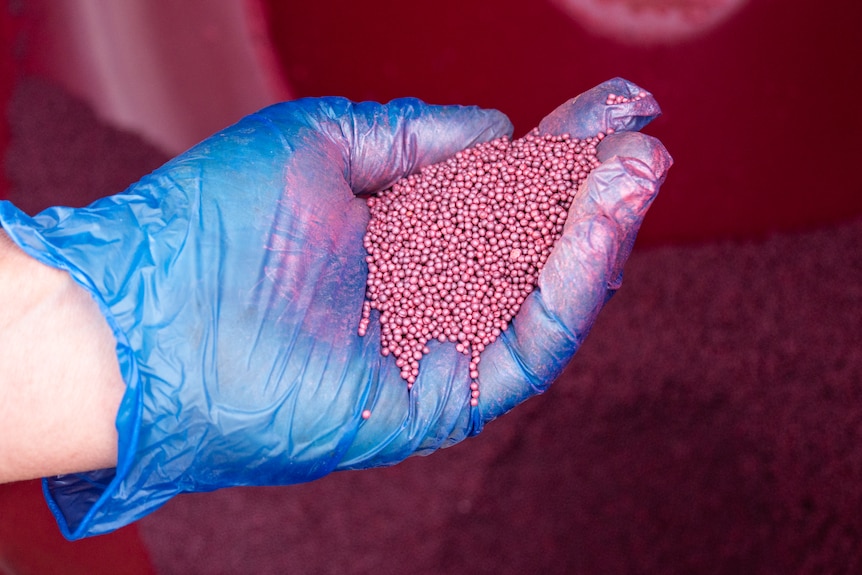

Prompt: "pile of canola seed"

[359,126,613,406]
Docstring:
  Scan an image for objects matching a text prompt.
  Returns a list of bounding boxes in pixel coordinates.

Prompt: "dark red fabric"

[266,0,862,245]
[0,481,156,575]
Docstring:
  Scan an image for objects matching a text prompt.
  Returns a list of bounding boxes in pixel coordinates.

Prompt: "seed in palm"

[359,128,606,406]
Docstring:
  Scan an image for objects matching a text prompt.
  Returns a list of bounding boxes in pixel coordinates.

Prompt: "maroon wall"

[266,0,862,245]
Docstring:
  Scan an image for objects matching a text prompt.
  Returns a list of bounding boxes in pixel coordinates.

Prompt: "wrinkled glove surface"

[0,78,670,539]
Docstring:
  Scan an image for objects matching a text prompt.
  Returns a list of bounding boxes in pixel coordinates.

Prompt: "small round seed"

[360,121,607,404]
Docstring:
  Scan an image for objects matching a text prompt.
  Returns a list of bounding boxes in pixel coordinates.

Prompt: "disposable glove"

[0,77,671,539]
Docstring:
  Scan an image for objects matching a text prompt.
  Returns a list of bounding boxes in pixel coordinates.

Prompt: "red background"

[1,0,861,572]
[4,0,862,243]
[266,0,862,245]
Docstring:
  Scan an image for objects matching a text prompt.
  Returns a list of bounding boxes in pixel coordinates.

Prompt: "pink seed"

[359,115,608,405]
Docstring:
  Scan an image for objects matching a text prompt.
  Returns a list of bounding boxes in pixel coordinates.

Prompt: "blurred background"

[2,0,861,573]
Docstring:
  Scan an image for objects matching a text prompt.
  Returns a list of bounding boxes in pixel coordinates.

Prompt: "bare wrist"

[0,230,124,483]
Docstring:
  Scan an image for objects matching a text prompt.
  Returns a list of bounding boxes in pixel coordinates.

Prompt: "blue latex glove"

[0,77,670,539]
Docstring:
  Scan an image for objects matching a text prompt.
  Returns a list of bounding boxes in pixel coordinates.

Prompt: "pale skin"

[0,230,124,484]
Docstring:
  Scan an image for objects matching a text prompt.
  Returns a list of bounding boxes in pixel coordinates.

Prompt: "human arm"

[0,230,123,483]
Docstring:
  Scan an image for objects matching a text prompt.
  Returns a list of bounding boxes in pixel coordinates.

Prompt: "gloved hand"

[0,77,670,539]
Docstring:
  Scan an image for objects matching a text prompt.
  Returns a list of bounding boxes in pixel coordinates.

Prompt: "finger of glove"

[340,98,513,195]
[537,77,662,139]
[476,131,671,422]
[596,131,673,288]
